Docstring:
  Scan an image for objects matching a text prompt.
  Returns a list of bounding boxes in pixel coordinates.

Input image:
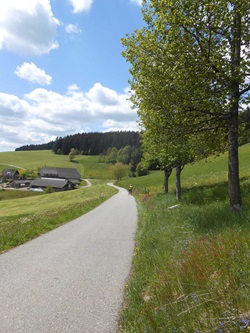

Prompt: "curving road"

[0,184,137,333]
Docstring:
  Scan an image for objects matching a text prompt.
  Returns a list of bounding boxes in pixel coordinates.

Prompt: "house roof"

[30,178,71,189]
[2,169,19,176]
[11,180,31,184]
[38,167,81,181]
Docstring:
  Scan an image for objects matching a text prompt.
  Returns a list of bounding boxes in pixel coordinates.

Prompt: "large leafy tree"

[122,0,250,210]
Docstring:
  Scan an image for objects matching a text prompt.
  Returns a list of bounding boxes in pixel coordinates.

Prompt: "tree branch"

[240,84,250,96]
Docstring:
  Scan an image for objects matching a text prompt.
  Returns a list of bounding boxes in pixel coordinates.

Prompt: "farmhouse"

[38,167,81,185]
[2,169,20,180]
[29,178,75,192]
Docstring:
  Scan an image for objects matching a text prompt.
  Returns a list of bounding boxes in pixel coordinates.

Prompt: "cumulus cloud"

[15,63,52,86]
[0,83,138,151]
[87,83,120,106]
[0,0,60,56]
[65,24,82,34]
[69,0,94,13]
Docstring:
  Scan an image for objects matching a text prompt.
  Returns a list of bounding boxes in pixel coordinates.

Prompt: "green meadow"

[1,145,250,332]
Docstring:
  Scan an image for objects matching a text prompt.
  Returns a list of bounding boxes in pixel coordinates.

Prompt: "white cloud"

[130,0,142,6]
[65,24,82,34]
[69,0,94,13]
[87,83,120,106]
[0,0,60,56]
[0,84,138,151]
[102,119,138,132]
[15,63,52,86]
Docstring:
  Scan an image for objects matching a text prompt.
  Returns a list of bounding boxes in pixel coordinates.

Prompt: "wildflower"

[190,292,198,302]
[239,317,250,331]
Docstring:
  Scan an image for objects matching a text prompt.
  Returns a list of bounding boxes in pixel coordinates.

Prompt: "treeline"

[52,131,141,155]
[15,131,141,155]
[16,141,55,151]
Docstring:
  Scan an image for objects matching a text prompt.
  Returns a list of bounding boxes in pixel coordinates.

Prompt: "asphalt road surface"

[0,184,137,333]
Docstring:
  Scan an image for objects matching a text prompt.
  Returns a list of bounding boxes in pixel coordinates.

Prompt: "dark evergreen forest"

[16,131,141,155]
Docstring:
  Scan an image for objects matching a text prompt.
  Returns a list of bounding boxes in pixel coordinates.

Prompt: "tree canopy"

[122,0,250,210]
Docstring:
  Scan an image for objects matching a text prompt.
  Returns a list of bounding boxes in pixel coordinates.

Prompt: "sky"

[0,0,144,152]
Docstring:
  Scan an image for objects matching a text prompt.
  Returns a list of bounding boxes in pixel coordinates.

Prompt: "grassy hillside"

[117,143,250,195]
[1,143,249,186]
[0,150,117,253]
[0,150,113,179]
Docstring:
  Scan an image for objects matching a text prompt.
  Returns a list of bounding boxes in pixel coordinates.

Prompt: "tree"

[122,0,250,210]
[69,148,77,162]
[117,146,132,164]
[141,126,197,198]
[106,147,118,164]
[111,162,128,181]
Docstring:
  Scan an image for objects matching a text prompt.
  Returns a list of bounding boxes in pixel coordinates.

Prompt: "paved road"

[0,184,137,333]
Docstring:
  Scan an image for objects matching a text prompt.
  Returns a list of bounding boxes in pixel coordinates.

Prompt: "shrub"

[44,185,54,194]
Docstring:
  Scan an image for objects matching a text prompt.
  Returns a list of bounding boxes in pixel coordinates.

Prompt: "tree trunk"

[228,120,241,211]
[175,163,184,201]
[163,167,172,193]
[228,8,242,211]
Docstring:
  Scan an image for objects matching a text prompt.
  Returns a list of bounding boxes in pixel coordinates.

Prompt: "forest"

[15,131,141,155]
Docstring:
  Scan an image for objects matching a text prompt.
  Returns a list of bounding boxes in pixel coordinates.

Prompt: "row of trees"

[122,0,250,210]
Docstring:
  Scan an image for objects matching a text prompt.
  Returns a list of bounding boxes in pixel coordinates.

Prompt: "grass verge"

[120,185,250,333]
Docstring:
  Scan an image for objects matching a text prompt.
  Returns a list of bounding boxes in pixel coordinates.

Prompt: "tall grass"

[120,190,250,332]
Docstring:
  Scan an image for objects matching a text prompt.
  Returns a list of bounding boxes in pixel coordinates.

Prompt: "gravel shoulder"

[0,184,137,333]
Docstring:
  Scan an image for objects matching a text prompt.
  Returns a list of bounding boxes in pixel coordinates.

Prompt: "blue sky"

[0,0,143,152]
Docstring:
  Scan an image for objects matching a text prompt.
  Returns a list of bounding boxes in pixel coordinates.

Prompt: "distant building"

[38,167,81,185]
[10,180,31,189]
[29,178,75,192]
